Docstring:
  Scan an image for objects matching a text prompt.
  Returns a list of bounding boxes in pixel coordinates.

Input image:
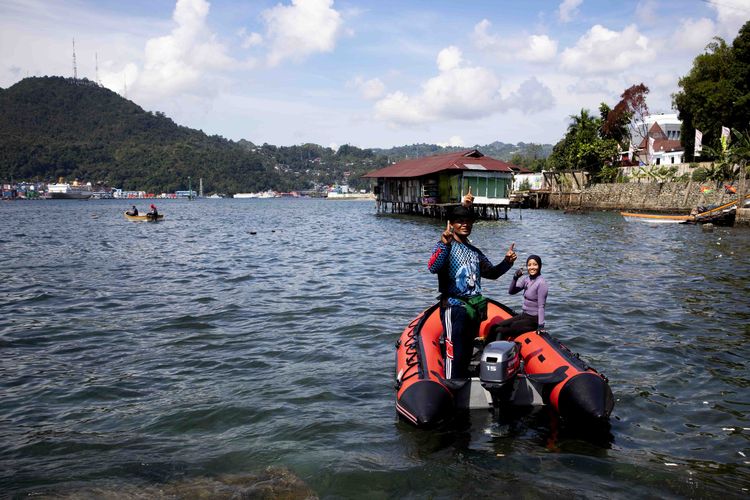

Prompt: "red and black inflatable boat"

[394,298,614,427]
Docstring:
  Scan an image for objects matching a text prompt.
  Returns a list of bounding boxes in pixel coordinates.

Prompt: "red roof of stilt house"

[363,149,515,178]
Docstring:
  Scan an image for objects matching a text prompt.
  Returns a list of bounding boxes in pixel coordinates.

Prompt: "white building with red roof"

[626,113,684,166]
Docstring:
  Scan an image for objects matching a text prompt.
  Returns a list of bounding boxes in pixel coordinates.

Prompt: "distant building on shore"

[625,113,685,166]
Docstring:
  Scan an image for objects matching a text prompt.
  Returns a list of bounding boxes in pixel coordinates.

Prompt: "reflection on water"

[1,199,749,497]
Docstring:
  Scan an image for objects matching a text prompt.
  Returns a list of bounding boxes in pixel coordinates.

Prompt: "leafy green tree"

[673,21,750,161]
[548,109,619,178]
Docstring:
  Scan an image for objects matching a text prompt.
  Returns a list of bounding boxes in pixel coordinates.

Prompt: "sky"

[1,0,749,150]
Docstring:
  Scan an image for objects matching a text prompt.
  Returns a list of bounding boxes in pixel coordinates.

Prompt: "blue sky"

[1,0,748,149]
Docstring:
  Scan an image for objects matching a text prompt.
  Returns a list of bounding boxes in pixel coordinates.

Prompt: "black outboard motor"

[480,341,521,408]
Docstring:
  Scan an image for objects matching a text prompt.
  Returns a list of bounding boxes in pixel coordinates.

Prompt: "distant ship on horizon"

[46,181,93,200]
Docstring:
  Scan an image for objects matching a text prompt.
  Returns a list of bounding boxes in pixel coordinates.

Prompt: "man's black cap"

[449,205,476,221]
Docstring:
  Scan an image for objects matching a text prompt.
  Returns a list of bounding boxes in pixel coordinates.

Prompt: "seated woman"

[488,254,548,341]
[146,204,158,219]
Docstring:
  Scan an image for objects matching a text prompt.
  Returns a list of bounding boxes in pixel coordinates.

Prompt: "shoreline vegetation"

[2,22,748,211]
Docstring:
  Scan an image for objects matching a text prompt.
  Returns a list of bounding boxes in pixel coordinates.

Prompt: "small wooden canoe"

[620,212,693,224]
[124,211,164,221]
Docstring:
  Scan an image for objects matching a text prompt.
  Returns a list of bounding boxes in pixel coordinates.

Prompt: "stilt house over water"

[363,149,516,220]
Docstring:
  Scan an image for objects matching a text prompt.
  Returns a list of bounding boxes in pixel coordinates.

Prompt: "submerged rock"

[31,466,318,499]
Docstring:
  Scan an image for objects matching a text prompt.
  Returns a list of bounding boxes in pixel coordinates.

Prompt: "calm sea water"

[1,199,749,499]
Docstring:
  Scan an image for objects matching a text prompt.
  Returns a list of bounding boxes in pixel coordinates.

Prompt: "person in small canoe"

[487,254,548,341]
[427,200,517,379]
[146,204,159,219]
[126,205,139,216]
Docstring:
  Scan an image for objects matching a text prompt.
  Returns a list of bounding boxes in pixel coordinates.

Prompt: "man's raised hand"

[441,220,454,244]
[505,242,517,263]
[462,186,474,207]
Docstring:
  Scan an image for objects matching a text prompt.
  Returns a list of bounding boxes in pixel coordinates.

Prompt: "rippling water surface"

[1,199,749,498]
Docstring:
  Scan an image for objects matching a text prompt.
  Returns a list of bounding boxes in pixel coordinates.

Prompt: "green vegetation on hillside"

[372,141,552,172]
[0,76,552,193]
[0,77,388,194]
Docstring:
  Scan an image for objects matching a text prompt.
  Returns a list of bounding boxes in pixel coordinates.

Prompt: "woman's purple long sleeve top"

[508,274,548,326]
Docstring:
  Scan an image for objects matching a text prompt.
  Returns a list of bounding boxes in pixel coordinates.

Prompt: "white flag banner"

[648,136,655,164]
[721,126,731,152]
[694,129,703,156]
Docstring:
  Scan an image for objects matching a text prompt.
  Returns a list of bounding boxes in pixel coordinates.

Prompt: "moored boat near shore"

[621,194,750,226]
[620,212,693,224]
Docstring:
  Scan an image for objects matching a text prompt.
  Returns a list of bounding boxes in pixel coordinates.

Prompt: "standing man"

[427,204,517,379]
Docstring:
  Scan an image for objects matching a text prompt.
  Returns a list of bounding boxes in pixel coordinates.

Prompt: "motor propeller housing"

[479,341,521,402]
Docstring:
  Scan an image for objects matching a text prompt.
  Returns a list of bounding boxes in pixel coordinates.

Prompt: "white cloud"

[437,46,462,71]
[238,28,263,49]
[100,63,139,96]
[473,19,499,50]
[262,0,343,67]
[671,17,716,52]
[505,77,556,114]
[438,136,465,147]
[635,0,658,26]
[566,77,612,95]
[472,20,557,63]
[374,47,555,126]
[558,0,583,23]
[708,0,750,38]
[560,24,654,74]
[376,64,503,125]
[351,76,386,100]
[521,35,558,62]
[126,0,234,99]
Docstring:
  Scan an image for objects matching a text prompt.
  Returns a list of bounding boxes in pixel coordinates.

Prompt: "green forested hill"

[0,77,386,193]
[0,76,550,194]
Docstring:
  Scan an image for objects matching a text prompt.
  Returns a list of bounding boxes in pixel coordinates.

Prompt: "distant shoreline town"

[1,180,374,201]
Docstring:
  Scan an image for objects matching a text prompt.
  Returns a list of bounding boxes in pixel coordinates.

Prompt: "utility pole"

[188,176,192,200]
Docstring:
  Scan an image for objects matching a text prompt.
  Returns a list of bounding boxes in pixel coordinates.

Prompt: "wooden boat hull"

[620,212,693,223]
[622,195,749,226]
[124,212,164,221]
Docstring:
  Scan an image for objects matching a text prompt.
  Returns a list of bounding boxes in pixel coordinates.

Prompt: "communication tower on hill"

[72,38,78,79]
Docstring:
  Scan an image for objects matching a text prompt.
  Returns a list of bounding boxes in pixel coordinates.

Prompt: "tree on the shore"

[615,83,650,162]
[509,143,548,172]
[673,20,750,162]
[548,109,619,179]
[548,83,652,181]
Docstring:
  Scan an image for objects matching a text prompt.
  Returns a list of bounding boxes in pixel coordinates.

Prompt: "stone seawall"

[549,181,740,212]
